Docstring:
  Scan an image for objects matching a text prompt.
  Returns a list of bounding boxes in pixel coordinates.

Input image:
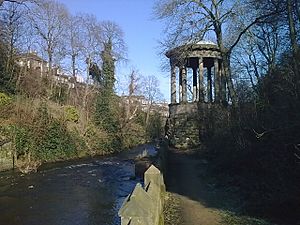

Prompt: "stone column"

[181,67,187,103]
[196,67,200,101]
[40,62,43,77]
[192,67,197,102]
[214,58,220,103]
[198,57,204,102]
[179,68,182,103]
[171,64,176,104]
[207,66,213,103]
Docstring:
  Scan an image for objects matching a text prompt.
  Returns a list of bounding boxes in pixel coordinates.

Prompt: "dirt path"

[165,148,222,225]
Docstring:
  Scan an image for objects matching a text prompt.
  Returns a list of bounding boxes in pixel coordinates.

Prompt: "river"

[0,144,157,225]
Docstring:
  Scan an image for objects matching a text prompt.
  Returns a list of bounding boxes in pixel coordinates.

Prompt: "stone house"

[15,52,84,88]
[15,52,49,76]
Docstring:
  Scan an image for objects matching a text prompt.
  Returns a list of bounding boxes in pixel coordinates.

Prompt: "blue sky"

[58,0,170,101]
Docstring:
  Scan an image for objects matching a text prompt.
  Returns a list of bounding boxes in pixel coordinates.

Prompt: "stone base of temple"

[166,102,199,148]
[168,115,200,148]
[166,102,227,149]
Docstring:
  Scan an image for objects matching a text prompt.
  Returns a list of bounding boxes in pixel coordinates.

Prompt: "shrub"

[69,129,87,157]
[84,124,119,155]
[35,120,77,161]
[65,106,79,123]
[0,92,12,107]
[14,125,32,156]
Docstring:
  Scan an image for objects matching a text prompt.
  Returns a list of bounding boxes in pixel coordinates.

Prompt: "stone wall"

[168,102,200,148]
[118,165,165,225]
[167,103,227,149]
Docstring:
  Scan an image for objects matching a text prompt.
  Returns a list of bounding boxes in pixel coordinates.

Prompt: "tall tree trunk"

[287,0,299,79]
[214,21,237,104]
[295,0,300,24]
[287,0,298,56]
[71,53,79,106]
[145,103,152,126]
[71,54,76,78]
[222,52,237,104]
[48,50,54,96]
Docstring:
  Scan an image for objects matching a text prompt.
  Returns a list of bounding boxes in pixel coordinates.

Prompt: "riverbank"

[0,142,158,174]
[0,95,163,174]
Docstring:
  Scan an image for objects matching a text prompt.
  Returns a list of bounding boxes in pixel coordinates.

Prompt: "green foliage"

[94,90,120,133]
[14,126,31,156]
[94,38,120,151]
[121,123,146,149]
[35,120,76,161]
[146,112,163,140]
[65,106,79,123]
[0,42,16,94]
[0,92,12,107]
[84,124,117,155]
[31,103,76,161]
[69,129,87,157]
[101,40,115,92]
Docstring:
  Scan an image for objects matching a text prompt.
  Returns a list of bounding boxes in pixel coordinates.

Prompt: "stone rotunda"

[165,41,227,148]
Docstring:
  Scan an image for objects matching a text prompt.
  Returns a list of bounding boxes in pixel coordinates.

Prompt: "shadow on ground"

[165,148,298,225]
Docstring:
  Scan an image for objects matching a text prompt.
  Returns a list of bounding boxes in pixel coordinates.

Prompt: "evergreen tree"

[0,41,16,94]
[101,39,115,92]
[94,38,119,134]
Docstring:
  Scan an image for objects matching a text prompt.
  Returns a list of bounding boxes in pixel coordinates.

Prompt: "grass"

[219,211,271,225]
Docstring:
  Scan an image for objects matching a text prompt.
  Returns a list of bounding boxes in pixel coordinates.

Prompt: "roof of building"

[16,52,47,63]
[165,40,219,58]
[192,40,217,46]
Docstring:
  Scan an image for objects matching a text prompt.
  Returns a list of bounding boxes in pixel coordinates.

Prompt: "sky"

[58,0,170,102]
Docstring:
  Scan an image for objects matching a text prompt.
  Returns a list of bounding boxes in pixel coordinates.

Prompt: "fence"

[118,165,165,225]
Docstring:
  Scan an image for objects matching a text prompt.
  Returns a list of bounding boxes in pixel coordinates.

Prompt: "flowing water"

[0,144,157,225]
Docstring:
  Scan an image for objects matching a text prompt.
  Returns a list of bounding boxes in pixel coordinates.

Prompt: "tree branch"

[228,11,281,54]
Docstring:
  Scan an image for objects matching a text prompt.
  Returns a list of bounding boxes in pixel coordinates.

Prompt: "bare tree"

[251,0,299,76]
[140,75,163,125]
[57,13,84,105]
[64,14,84,79]
[100,20,127,63]
[78,14,103,113]
[118,69,141,133]
[155,0,277,103]
[0,0,28,7]
[28,0,69,73]
[232,22,281,93]
[0,2,26,69]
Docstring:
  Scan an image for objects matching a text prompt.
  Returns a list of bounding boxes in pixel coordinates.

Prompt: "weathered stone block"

[119,164,166,225]
[119,183,156,225]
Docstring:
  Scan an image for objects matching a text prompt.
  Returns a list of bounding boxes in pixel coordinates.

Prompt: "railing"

[118,165,165,225]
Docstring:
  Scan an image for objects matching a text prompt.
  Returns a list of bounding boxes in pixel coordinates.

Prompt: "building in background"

[15,52,85,88]
[15,52,49,76]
